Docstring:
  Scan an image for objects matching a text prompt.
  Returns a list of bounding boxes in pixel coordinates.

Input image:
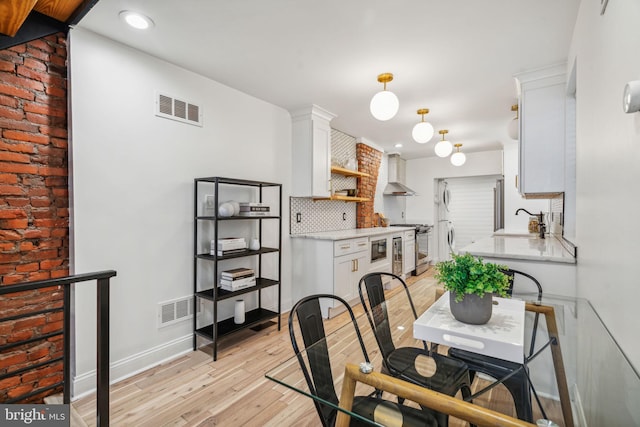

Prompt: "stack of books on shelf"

[219,267,256,291]
[238,202,270,217]
[212,237,246,256]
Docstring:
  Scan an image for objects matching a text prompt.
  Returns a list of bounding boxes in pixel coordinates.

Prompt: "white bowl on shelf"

[218,202,234,217]
[227,200,240,215]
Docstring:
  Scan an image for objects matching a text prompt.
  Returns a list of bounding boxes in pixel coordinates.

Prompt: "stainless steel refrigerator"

[494,178,504,231]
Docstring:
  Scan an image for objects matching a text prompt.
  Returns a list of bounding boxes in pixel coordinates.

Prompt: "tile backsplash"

[549,195,564,235]
[289,198,356,234]
[289,129,358,234]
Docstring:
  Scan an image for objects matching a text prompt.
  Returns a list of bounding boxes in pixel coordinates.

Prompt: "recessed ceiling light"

[394,143,403,148]
[119,10,154,30]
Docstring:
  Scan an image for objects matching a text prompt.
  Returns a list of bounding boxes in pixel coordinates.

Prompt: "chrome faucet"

[515,208,546,239]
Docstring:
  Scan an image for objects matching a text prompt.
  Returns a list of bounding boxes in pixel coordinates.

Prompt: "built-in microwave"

[370,237,387,263]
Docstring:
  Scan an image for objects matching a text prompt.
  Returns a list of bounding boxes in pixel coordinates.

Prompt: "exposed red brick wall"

[356,143,382,228]
[0,33,68,403]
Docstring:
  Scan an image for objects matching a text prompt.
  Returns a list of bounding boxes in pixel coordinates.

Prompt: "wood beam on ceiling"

[0,11,66,50]
[0,0,38,37]
[0,0,98,50]
[34,0,87,23]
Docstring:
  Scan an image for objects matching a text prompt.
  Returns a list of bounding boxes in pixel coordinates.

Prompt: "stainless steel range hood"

[383,153,417,196]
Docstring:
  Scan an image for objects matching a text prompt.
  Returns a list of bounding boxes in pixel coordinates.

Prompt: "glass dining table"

[264,277,585,427]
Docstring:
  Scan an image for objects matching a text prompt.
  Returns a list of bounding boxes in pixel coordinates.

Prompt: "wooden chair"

[335,363,536,427]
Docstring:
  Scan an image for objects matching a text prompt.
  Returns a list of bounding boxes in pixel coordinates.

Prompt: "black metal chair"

[289,294,438,427]
[358,272,472,427]
[447,268,544,422]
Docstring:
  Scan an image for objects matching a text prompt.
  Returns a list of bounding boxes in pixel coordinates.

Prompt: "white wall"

[405,150,504,225]
[502,143,550,233]
[570,0,640,370]
[445,175,502,249]
[68,28,292,396]
[405,151,503,262]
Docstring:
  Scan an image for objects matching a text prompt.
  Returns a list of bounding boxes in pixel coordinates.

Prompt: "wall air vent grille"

[158,296,199,328]
[159,94,172,115]
[188,104,199,122]
[155,91,203,127]
[174,99,186,119]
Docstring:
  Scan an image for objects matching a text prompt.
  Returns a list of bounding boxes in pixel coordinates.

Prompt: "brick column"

[0,33,68,403]
[356,143,382,228]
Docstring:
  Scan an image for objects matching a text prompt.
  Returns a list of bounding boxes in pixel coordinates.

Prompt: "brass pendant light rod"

[416,108,429,122]
[377,73,394,90]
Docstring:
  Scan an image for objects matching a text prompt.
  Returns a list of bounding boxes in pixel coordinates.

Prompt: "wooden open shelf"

[331,165,370,178]
[313,195,370,202]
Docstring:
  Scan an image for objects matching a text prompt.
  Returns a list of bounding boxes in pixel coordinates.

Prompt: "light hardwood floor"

[73,271,563,426]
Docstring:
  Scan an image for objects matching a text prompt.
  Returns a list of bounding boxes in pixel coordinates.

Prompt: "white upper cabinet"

[515,64,566,197]
[291,105,337,198]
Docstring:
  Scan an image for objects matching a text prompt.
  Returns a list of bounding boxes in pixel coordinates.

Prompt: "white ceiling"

[76,0,580,159]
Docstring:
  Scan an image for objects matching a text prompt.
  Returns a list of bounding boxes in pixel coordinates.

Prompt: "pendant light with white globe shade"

[507,104,519,140]
[434,129,453,157]
[450,144,466,166]
[412,108,434,143]
[370,73,399,121]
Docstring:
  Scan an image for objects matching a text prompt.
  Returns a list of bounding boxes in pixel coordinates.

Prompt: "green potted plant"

[434,252,510,324]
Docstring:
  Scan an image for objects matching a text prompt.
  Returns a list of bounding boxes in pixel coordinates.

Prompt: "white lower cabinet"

[404,237,416,275]
[334,250,369,305]
[291,236,370,318]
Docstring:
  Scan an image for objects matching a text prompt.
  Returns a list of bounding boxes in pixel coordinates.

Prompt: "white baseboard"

[281,296,292,315]
[72,334,193,400]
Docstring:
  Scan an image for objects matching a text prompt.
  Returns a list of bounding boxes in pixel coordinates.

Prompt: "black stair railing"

[0,270,116,427]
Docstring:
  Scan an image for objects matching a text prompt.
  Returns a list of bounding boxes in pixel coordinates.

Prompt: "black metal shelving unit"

[193,177,282,361]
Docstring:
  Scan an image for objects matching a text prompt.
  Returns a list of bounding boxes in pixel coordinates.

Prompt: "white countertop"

[459,233,576,264]
[291,226,415,241]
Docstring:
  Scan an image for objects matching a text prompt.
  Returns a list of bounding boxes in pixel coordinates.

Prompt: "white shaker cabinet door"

[516,65,566,196]
[291,105,336,198]
[334,254,357,303]
[334,250,369,304]
[404,239,416,274]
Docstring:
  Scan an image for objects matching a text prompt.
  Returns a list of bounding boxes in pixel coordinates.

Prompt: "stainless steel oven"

[370,237,387,263]
[415,226,432,275]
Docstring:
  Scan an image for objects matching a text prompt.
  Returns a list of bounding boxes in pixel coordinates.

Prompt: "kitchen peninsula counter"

[291,226,415,241]
[460,233,576,264]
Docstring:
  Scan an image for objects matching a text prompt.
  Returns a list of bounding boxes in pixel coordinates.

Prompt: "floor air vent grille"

[155,92,202,127]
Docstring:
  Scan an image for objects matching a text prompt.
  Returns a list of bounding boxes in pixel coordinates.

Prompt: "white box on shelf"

[220,276,256,291]
[214,239,246,251]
